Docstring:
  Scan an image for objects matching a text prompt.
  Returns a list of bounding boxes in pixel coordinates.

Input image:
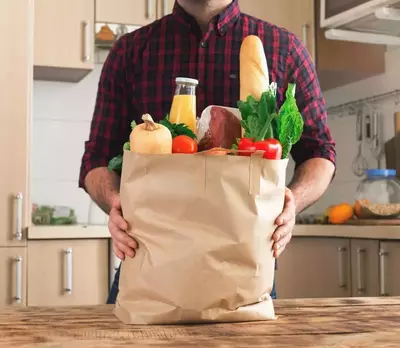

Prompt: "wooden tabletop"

[1,297,399,347]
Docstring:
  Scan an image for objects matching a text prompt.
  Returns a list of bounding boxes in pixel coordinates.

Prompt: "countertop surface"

[0,297,399,347]
[28,224,400,240]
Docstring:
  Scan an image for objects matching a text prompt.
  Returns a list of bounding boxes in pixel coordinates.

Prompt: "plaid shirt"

[79,0,336,190]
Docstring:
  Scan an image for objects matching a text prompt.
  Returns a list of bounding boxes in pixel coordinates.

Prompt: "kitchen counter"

[0,297,399,347]
[28,224,400,240]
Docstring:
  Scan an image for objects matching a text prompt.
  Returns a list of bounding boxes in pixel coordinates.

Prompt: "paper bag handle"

[249,151,264,195]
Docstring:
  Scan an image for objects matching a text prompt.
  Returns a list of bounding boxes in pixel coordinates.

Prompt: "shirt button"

[220,27,226,35]
[200,41,207,48]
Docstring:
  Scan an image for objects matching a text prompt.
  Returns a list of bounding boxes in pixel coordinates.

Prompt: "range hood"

[320,0,400,45]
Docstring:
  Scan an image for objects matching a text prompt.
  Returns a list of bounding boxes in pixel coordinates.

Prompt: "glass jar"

[355,169,400,219]
[169,77,198,134]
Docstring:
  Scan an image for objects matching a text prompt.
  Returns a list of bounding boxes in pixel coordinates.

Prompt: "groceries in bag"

[107,35,305,325]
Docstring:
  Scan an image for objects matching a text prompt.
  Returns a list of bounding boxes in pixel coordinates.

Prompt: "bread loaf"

[239,35,269,101]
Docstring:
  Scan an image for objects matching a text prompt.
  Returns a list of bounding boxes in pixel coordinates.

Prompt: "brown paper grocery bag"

[113,149,288,325]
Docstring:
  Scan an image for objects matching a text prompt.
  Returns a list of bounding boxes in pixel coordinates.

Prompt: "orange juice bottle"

[169,77,198,134]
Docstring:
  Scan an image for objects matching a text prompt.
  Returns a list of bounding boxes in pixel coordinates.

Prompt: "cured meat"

[198,106,242,151]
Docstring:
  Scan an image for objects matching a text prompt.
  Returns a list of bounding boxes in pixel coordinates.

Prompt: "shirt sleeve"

[79,37,132,191]
[285,33,337,170]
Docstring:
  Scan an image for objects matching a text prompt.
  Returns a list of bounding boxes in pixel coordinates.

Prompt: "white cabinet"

[34,0,95,82]
[0,0,32,247]
[379,241,400,297]
[27,240,109,306]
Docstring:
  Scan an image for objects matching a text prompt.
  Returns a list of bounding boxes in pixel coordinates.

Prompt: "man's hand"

[108,195,138,260]
[272,187,296,258]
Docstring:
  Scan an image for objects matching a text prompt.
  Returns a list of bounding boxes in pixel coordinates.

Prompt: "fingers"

[108,204,137,259]
[273,229,292,258]
[275,188,295,226]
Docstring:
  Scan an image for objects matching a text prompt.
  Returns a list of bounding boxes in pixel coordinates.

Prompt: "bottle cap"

[175,77,199,86]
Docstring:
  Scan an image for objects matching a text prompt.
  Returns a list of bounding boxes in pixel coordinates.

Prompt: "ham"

[198,106,242,151]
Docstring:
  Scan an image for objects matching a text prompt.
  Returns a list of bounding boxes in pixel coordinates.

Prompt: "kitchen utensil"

[371,110,383,168]
[384,112,400,176]
[352,109,368,177]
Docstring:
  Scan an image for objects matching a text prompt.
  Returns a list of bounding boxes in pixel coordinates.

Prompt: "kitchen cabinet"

[0,248,27,307]
[275,237,351,299]
[34,0,95,82]
[239,0,385,91]
[350,239,379,297]
[379,241,400,297]
[27,240,109,306]
[0,0,31,247]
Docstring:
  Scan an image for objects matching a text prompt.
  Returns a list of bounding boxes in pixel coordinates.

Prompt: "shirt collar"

[172,0,240,35]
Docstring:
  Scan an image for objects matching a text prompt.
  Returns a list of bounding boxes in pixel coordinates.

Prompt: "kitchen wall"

[31,64,106,224]
[31,47,400,224]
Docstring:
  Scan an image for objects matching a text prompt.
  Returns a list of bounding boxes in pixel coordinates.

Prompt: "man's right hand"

[108,195,137,260]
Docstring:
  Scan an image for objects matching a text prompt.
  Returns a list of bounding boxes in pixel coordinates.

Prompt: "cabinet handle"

[337,247,347,288]
[302,23,309,49]
[379,248,388,296]
[15,192,23,241]
[65,248,73,293]
[163,0,169,16]
[357,248,366,294]
[147,0,153,19]
[82,21,90,62]
[15,256,22,303]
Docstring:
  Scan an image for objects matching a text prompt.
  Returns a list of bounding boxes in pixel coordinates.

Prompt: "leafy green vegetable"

[159,115,197,139]
[276,83,304,158]
[237,82,278,141]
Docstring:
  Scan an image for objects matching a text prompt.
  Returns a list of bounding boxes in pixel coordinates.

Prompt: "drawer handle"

[65,248,72,293]
[337,247,347,288]
[146,0,153,19]
[15,256,22,303]
[163,0,169,16]
[16,192,23,241]
[82,21,90,62]
[357,248,366,294]
[379,249,388,296]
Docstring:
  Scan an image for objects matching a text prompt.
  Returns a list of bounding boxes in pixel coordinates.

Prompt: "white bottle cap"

[175,77,199,86]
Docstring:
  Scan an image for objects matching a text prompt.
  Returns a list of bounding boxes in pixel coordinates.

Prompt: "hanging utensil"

[352,109,368,177]
[370,110,383,168]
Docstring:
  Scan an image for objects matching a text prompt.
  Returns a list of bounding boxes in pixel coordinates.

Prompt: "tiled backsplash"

[31,49,400,223]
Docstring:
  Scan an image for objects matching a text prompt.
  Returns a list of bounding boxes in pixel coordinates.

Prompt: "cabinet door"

[96,0,157,25]
[350,239,379,297]
[0,0,31,247]
[0,247,27,307]
[379,241,400,297]
[34,0,94,78]
[275,237,351,299]
[27,240,109,306]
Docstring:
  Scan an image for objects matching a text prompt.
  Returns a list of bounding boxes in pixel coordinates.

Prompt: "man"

[79,0,336,304]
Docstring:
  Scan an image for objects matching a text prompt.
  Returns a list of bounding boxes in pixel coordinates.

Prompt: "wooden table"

[0,297,399,347]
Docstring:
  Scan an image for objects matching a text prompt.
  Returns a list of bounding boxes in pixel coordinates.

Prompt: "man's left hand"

[272,187,296,258]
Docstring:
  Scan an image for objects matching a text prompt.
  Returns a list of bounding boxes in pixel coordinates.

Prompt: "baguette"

[239,35,269,102]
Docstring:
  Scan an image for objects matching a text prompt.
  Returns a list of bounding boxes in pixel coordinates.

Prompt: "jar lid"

[366,169,397,178]
[175,77,199,86]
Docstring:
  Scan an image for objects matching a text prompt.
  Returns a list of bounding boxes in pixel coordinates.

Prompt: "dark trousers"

[107,263,277,304]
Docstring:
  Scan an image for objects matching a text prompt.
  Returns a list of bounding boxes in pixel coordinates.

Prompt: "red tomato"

[253,139,282,159]
[238,138,256,156]
[172,135,198,154]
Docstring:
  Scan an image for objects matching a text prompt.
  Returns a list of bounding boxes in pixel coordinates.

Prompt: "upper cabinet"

[34,0,95,82]
[239,0,385,91]
[0,0,32,247]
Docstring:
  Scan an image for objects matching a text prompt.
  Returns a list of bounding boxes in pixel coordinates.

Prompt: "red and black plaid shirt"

[79,0,336,190]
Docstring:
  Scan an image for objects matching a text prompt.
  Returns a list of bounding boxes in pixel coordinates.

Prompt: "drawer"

[27,239,108,306]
